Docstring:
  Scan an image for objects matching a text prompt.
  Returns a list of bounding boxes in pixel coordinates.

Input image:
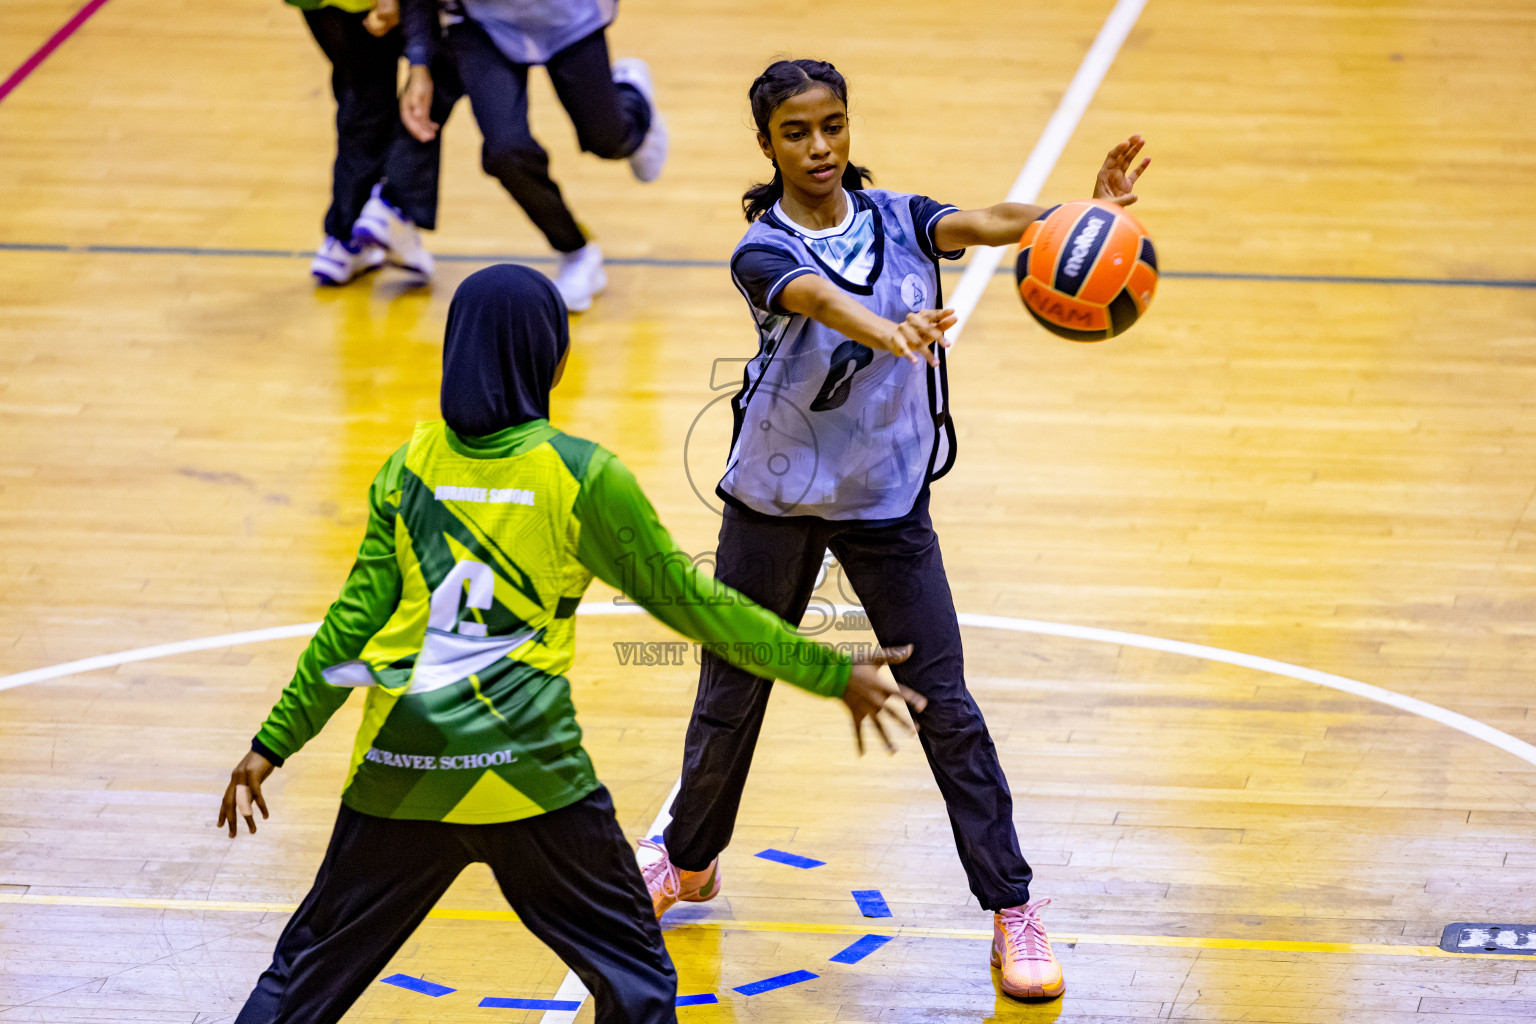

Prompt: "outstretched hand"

[218,750,275,838]
[882,309,956,368]
[1093,135,1150,207]
[841,644,927,755]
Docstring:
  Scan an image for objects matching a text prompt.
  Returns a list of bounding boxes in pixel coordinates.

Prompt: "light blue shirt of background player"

[405,0,616,66]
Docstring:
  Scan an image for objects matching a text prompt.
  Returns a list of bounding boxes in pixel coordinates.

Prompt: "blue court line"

[754,848,825,869]
[830,934,895,964]
[379,974,455,997]
[733,969,819,996]
[2,240,1532,290]
[675,993,720,1007]
[851,889,892,918]
[479,996,584,1010]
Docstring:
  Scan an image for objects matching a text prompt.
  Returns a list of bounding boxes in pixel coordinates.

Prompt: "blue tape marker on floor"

[734,969,819,996]
[380,974,455,997]
[851,889,892,918]
[650,834,664,843]
[478,997,584,1010]
[754,848,825,869]
[675,993,720,1006]
[830,934,894,964]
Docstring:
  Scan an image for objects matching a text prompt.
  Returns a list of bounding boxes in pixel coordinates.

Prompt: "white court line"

[0,623,323,693]
[945,0,1150,343]
[3,603,1533,768]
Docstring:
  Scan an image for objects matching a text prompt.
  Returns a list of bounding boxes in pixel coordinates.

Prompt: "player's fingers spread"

[871,715,896,755]
[880,703,917,738]
[871,643,912,666]
[898,683,927,714]
[253,786,269,819]
[851,717,865,757]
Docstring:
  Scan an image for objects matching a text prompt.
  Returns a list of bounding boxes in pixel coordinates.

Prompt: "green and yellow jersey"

[253,419,851,824]
[284,0,376,13]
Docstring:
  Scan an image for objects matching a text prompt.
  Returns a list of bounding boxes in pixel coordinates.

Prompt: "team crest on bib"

[901,273,926,311]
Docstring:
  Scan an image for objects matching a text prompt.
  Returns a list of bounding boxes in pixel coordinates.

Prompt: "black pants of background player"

[384,20,651,255]
[302,7,442,241]
[663,492,1036,912]
[234,787,678,1024]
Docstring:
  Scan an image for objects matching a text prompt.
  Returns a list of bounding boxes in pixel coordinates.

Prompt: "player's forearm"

[253,555,400,760]
[780,277,901,353]
[574,453,852,697]
[934,203,1047,250]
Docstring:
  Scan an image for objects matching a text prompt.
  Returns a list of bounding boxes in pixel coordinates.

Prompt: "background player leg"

[541,28,667,307]
[661,505,833,875]
[300,7,398,285]
[354,50,463,279]
[479,788,678,1024]
[445,20,600,310]
[234,807,470,1024]
[375,50,462,236]
[543,28,664,181]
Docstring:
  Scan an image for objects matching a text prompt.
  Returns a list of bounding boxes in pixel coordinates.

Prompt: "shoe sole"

[990,948,1066,1001]
[311,261,383,287]
[352,225,433,278]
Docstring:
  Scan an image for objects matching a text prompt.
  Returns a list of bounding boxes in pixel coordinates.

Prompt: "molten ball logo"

[1062,215,1105,279]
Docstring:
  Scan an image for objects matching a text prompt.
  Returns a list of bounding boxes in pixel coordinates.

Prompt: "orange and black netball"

[1015,198,1158,341]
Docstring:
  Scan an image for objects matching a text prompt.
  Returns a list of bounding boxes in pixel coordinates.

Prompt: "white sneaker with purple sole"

[352,184,434,279]
[310,236,385,286]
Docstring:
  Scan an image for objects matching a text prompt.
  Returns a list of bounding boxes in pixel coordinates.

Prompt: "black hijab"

[441,264,569,437]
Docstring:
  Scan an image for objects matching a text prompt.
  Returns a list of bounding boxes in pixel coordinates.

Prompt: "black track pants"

[663,494,1035,912]
[235,787,677,1024]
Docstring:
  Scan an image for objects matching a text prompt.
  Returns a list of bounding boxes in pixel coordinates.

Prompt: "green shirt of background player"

[214,264,924,1024]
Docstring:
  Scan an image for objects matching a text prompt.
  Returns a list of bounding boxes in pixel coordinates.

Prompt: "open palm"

[1094,135,1150,207]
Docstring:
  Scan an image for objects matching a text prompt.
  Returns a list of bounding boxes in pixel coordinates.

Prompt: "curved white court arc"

[2,600,1533,768]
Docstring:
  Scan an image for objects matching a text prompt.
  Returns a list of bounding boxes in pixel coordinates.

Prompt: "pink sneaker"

[992,898,1065,1000]
[637,838,722,918]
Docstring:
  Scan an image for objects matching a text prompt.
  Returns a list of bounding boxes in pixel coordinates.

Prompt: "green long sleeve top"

[250,419,851,823]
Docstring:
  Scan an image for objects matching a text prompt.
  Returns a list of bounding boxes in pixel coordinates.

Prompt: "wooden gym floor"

[3,0,1536,1020]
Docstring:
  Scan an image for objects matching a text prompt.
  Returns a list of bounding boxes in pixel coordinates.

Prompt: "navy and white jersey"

[719,188,963,521]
